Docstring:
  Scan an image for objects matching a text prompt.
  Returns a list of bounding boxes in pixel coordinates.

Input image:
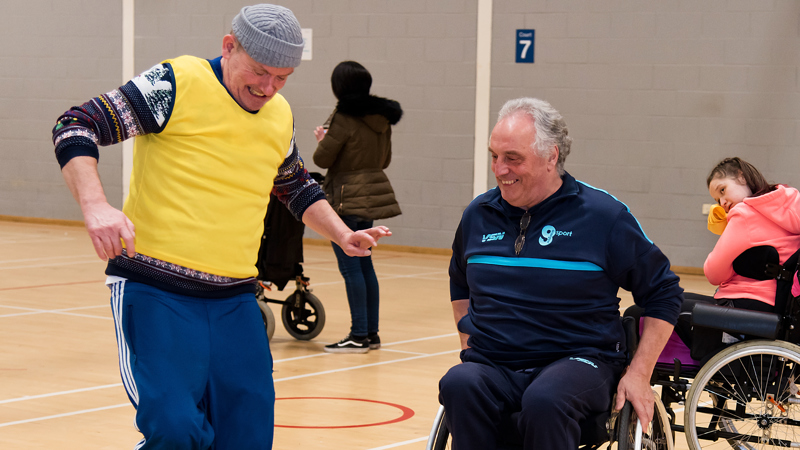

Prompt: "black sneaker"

[368,334,381,350]
[324,334,370,354]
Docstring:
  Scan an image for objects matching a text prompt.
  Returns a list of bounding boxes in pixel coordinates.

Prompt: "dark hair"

[706,157,777,197]
[331,61,372,100]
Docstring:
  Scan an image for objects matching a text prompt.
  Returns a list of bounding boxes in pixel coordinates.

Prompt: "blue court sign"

[516,29,535,63]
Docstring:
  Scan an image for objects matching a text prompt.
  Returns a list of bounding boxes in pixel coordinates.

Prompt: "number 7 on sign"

[519,40,531,59]
[516,29,535,63]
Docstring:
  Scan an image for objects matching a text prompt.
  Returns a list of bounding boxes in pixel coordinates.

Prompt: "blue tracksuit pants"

[439,350,623,449]
[109,280,274,450]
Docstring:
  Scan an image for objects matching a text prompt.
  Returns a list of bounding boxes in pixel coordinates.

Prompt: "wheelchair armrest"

[691,303,780,340]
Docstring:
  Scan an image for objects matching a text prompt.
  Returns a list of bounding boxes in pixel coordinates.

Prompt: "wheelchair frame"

[651,325,800,449]
[650,246,800,450]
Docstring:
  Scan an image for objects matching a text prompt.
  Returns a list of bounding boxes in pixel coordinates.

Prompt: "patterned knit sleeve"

[52,63,176,168]
[272,129,327,220]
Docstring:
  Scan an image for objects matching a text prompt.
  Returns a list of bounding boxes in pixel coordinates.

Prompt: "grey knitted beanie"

[232,4,304,68]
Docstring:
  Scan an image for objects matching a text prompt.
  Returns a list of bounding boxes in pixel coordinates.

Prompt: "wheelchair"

[646,245,800,450]
[254,173,327,341]
[426,317,675,450]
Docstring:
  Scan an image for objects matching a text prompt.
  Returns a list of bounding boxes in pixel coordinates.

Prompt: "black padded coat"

[313,95,403,221]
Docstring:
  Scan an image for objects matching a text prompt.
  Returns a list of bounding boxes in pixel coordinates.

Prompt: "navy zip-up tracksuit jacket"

[450,173,683,370]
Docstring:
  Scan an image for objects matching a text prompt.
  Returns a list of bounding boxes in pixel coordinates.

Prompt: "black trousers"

[438,350,623,450]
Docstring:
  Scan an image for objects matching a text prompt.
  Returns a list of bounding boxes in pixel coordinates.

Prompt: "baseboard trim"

[670,265,705,276]
[0,215,84,227]
[303,238,452,256]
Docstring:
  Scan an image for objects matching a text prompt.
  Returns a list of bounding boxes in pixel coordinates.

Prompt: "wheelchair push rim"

[616,391,674,450]
[684,340,800,450]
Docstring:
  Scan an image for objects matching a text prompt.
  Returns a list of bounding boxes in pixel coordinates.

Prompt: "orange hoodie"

[704,185,800,305]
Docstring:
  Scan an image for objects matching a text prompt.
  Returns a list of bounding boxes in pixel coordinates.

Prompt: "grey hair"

[496,97,572,175]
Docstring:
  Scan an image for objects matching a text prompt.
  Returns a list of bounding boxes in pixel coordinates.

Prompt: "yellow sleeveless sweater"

[124,55,293,278]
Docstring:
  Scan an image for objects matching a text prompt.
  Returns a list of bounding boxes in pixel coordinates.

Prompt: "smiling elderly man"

[439,97,683,449]
[52,4,390,449]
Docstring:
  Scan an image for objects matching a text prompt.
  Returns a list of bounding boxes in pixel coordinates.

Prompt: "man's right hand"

[60,156,136,261]
[83,202,136,261]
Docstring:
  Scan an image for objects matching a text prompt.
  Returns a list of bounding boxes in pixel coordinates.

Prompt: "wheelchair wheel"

[425,405,450,450]
[281,290,325,340]
[257,299,276,341]
[616,392,673,450]
[684,340,800,450]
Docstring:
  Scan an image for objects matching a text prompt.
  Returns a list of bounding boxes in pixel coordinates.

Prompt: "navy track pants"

[439,351,622,450]
[109,280,274,450]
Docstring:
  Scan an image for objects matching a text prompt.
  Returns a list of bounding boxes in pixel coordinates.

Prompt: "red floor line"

[274,397,414,429]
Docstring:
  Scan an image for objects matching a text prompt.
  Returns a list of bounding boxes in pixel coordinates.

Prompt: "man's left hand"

[616,316,674,430]
[339,226,392,257]
[615,369,654,429]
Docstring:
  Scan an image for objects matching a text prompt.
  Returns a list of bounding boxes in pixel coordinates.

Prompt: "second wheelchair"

[648,245,800,450]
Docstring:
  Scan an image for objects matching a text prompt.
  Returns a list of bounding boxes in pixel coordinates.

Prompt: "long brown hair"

[706,157,777,196]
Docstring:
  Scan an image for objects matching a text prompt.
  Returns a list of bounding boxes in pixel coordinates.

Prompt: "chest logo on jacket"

[481,232,505,243]
[539,225,573,246]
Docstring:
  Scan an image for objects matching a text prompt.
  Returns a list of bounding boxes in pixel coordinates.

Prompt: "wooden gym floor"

[0,220,714,449]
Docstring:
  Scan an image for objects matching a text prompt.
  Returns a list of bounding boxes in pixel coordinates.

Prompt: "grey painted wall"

[284,0,479,247]
[1,1,124,219]
[489,0,800,267]
[3,0,799,269]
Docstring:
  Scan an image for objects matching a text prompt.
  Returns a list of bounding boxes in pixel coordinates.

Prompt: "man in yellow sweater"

[52,4,389,449]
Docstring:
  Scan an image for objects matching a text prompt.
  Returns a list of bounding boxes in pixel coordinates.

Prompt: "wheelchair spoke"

[685,341,800,450]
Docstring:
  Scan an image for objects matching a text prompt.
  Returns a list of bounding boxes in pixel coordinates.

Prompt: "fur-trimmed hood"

[336,95,403,125]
